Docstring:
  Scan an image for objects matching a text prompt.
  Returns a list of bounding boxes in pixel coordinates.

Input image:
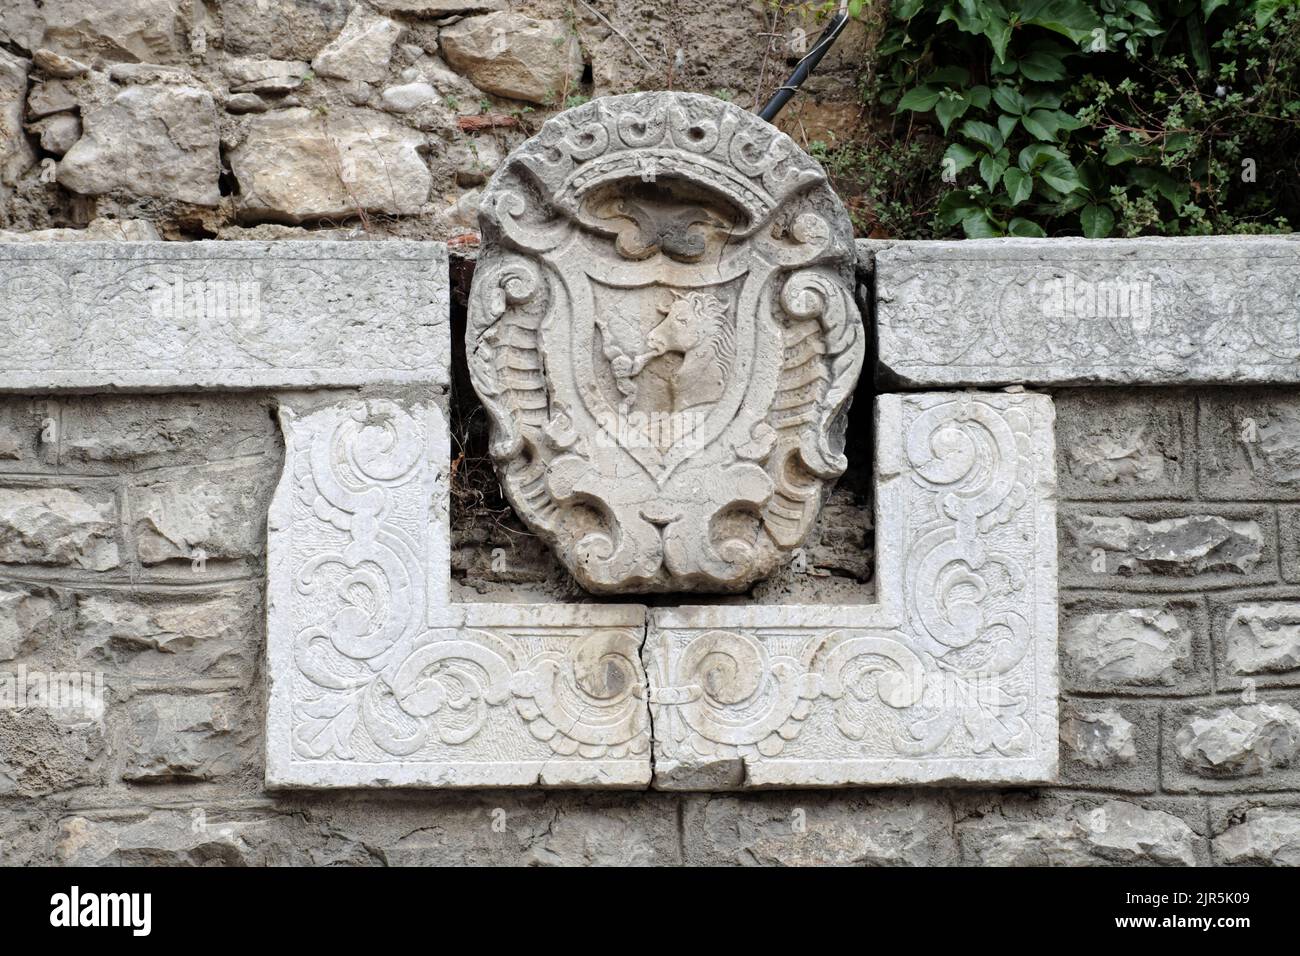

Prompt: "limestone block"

[122,692,246,782]
[129,460,274,564]
[644,391,1058,788]
[1219,602,1300,680]
[229,107,431,222]
[1060,601,1202,692]
[0,50,35,187]
[1054,389,1193,500]
[1061,706,1137,770]
[1213,808,1300,866]
[0,485,120,570]
[221,56,310,94]
[1058,700,1157,793]
[1197,389,1300,499]
[220,0,352,61]
[311,6,402,85]
[958,799,1201,866]
[0,241,448,391]
[265,395,652,788]
[28,113,81,156]
[873,236,1300,386]
[372,0,505,14]
[468,92,864,594]
[0,584,60,661]
[440,13,583,104]
[1171,702,1300,780]
[58,83,222,206]
[0,706,106,796]
[32,0,190,64]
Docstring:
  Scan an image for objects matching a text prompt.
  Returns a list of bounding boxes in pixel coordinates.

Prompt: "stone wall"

[2,382,1297,864]
[0,0,872,243]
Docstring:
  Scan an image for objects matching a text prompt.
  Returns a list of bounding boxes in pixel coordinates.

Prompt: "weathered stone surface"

[1214,808,1300,865]
[469,92,863,594]
[28,112,81,155]
[0,217,159,241]
[32,0,188,63]
[0,50,35,194]
[371,0,505,13]
[959,799,1200,866]
[0,706,106,796]
[311,6,402,85]
[1061,604,1196,689]
[0,584,59,661]
[230,107,431,222]
[266,395,652,789]
[380,81,440,113]
[25,78,78,119]
[0,486,120,570]
[1174,703,1300,777]
[1054,389,1192,500]
[1061,510,1268,585]
[682,792,959,866]
[441,13,583,104]
[1221,603,1300,678]
[873,236,1300,386]
[75,589,258,678]
[58,83,221,206]
[130,460,274,564]
[225,92,268,114]
[1060,707,1137,770]
[123,692,245,782]
[220,0,352,61]
[222,56,310,94]
[56,809,377,866]
[0,242,448,391]
[31,48,89,79]
[645,392,1058,788]
[1198,389,1300,499]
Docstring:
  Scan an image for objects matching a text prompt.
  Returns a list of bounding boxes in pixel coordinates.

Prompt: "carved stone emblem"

[468,92,864,593]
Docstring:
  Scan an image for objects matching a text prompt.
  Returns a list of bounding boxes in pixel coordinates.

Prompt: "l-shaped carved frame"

[0,240,1060,790]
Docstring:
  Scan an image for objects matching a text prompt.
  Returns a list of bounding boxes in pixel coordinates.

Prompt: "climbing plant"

[821,0,1300,237]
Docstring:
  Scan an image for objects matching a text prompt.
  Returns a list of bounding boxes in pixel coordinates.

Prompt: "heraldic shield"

[467,92,864,594]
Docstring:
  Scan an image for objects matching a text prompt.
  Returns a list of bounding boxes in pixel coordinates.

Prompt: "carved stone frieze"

[467,92,864,594]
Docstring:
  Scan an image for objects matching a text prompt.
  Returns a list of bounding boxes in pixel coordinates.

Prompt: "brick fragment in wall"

[1060,599,1203,692]
[1058,701,1156,793]
[0,707,106,797]
[1053,389,1192,500]
[956,798,1204,866]
[122,692,247,783]
[0,584,60,662]
[1198,389,1300,499]
[1164,699,1300,792]
[681,792,959,866]
[128,460,274,565]
[55,809,380,866]
[0,484,121,570]
[73,588,260,680]
[1212,807,1300,865]
[1060,506,1273,589]
[1215,600,1300,684]
[52,394,280,473]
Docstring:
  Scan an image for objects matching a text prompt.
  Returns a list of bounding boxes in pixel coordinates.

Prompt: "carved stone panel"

[467,92,864,594]
[265,393,651,788]
[645,391,1060,788]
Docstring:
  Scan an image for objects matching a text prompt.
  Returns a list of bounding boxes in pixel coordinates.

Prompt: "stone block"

[1058,699,1157,793]
[1163,698,1300,792]
[0,484,120,570]
[0,583,61,662]
[0,242,448,391]
[74,587,260,679]
[1213,598,1300,689]
[957,797,1205,866]
[0,705,106,796]
[1198,389,1300,499]
[440,13,583,104]
[122,692,247,783]
[645,391,1058,788]
[874,236,1300,386]
[1060,504,1275,591]
[1212,806,1300,866]
[1059,596,1207,694]
[128,460,275,565]
[1054,388,1193,500]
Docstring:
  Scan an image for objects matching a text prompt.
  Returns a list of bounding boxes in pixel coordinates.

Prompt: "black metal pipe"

[758,12,851,123]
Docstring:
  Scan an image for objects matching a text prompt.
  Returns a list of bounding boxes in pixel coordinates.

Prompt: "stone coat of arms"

[468,92,863,593]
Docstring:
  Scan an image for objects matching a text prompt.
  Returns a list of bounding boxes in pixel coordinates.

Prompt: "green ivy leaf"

[1039,156,1082,193]
[943,142,979,173]
[1018,50,1067,81]
[1081,203,1115,238]
[992,86,1026,114]
[962,210,1001,238]
[1021,109,1062,140]
[897,85,942,112]
[937,189,980,227]
[961,119,1004,151]
[998,113,1019,139]
[980,154,1009,190]
[936,95,971,132]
